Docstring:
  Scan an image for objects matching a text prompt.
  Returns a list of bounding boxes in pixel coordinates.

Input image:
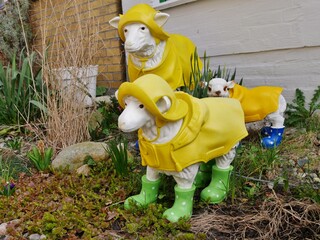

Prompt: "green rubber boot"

[163,185,196,222]
[200,165,233,204]
[124,175,161,210]
[193,161,214,188]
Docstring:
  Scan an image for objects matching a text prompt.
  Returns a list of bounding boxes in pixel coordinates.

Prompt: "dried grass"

[191,191,320,239]
[33,0,106,151]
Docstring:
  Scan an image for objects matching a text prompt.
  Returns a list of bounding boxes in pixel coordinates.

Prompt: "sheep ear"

[154,12,170,27]
[156,96,171,113]
[114,90,119,100]
[227,80,236,89]
[109,16,121,28]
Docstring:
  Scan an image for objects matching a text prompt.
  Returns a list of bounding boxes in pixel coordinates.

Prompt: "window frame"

[150,0,197,10]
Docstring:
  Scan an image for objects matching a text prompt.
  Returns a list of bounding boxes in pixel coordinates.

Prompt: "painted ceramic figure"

[207,78,287,148]
[117,74,248,222]
[109,3,202,90]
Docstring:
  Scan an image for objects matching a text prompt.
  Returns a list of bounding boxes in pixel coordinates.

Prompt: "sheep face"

[207,78,235,97]
[122,23,157,56]
[118,96,153,132]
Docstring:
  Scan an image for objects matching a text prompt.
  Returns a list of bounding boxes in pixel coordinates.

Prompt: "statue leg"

[162,164,199,222]
[163,185,196,222]
[124,167,161,210]
[200,146,236,203]
[193,160,215,188]
[261,95,286,148]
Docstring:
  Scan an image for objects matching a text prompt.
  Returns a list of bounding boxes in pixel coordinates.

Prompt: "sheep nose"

[215,91,221,96]
[125,41,134,47]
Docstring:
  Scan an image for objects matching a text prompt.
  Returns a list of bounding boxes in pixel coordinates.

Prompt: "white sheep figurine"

[109,3,202,90]
[116,74,248,222]
[207,78,287,148]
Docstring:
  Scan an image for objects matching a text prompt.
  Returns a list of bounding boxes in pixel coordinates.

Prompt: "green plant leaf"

[309,86,320,114]
[30,100,48,114]
[0,51,45,125]
[106,138,129,176]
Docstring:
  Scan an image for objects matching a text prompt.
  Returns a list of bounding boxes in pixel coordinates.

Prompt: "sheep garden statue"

[207,78,287,148]
[109,3,202,90]
[116,74,248,222]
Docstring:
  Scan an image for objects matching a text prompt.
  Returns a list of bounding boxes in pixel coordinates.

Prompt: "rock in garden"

[0,223,7,235]
[76,164,91,176]
[28,233,46,240]
[0,219,20,235]
[297,157,309,167]
[95,95,111,104]
[51,142,109,172]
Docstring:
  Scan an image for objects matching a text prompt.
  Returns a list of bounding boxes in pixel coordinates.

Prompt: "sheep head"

[118,95,171,132]
[207,78,236,97]
[116,74,188,131]
[109,4,170,55]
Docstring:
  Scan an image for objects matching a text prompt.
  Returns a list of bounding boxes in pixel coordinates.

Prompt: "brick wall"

[29,0,125,90]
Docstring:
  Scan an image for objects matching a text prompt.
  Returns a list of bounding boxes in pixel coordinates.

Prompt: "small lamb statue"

[116,74,248,222]
[109,3,202,90]
[207,78,287,148]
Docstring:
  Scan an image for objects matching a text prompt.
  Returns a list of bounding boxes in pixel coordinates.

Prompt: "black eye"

[124,28,128,33]
[141,27,145,30]
[208,87,212,92]
[223,86,228,91]
[124,103,127,106]
[139,104,144,109]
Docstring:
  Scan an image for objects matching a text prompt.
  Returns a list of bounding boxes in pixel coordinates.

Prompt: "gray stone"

[76,164,91,176]
[28,234,46,240]
[28,234,40,240]
[95,95,112,104]
[245,121,265,132]
[0,222,8,235]
[297,157,309,167]
[313,177,320,183]
[52,142,109,172]
[0,219,20,236]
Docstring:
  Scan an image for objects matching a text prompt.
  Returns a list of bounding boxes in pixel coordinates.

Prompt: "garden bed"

[0,124,319,239]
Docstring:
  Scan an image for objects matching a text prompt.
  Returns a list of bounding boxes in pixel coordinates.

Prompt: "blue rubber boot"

[261,127,284,148]
[134,140,139,151]
[124,175,160,210]
[200,165,233,204]
[260,126,272,136]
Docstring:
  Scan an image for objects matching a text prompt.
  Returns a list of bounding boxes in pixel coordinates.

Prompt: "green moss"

[0,156,195,238]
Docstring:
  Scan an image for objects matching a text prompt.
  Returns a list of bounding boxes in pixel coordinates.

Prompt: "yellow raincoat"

[229,84,283,123]
[117,74,248,172]
[115,3,201,90]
